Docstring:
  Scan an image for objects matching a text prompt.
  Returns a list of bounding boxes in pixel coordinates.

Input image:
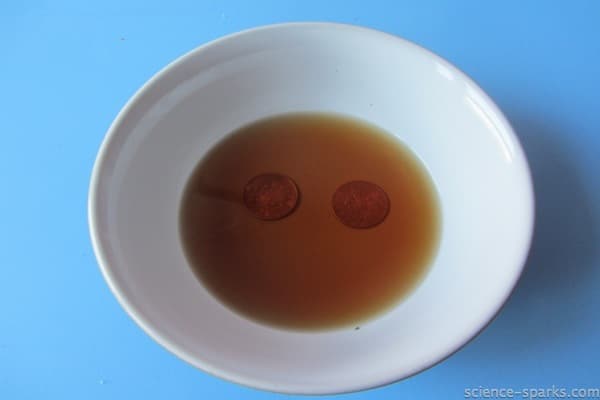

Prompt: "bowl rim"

[88,21,535,395]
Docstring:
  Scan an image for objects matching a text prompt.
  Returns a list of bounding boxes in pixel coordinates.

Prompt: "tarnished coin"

[243,173,299,220]
[332,181,390,229]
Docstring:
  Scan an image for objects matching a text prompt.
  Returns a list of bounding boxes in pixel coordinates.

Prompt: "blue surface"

[2,1,599,399]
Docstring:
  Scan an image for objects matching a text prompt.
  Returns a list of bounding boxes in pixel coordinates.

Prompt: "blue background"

[1,1,599,399]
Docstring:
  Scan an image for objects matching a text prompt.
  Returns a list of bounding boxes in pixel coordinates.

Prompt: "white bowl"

[88,23,534,394]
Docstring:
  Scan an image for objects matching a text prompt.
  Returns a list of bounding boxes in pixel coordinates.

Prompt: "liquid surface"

[180,113,440,330]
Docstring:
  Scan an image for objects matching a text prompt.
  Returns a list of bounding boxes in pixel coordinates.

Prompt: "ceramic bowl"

[89,23,534,394]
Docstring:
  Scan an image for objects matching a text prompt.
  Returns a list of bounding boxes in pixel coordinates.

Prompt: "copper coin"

[332,180,390,229]
[243,173,299,220]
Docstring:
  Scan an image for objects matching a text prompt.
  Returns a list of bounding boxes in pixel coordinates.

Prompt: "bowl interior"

[90,23,533,394]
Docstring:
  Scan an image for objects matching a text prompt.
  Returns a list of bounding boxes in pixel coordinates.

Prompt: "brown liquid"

[180,113,440,330]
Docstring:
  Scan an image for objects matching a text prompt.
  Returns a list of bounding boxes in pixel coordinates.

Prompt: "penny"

[243,173,299,220]
[332,181,390,228]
